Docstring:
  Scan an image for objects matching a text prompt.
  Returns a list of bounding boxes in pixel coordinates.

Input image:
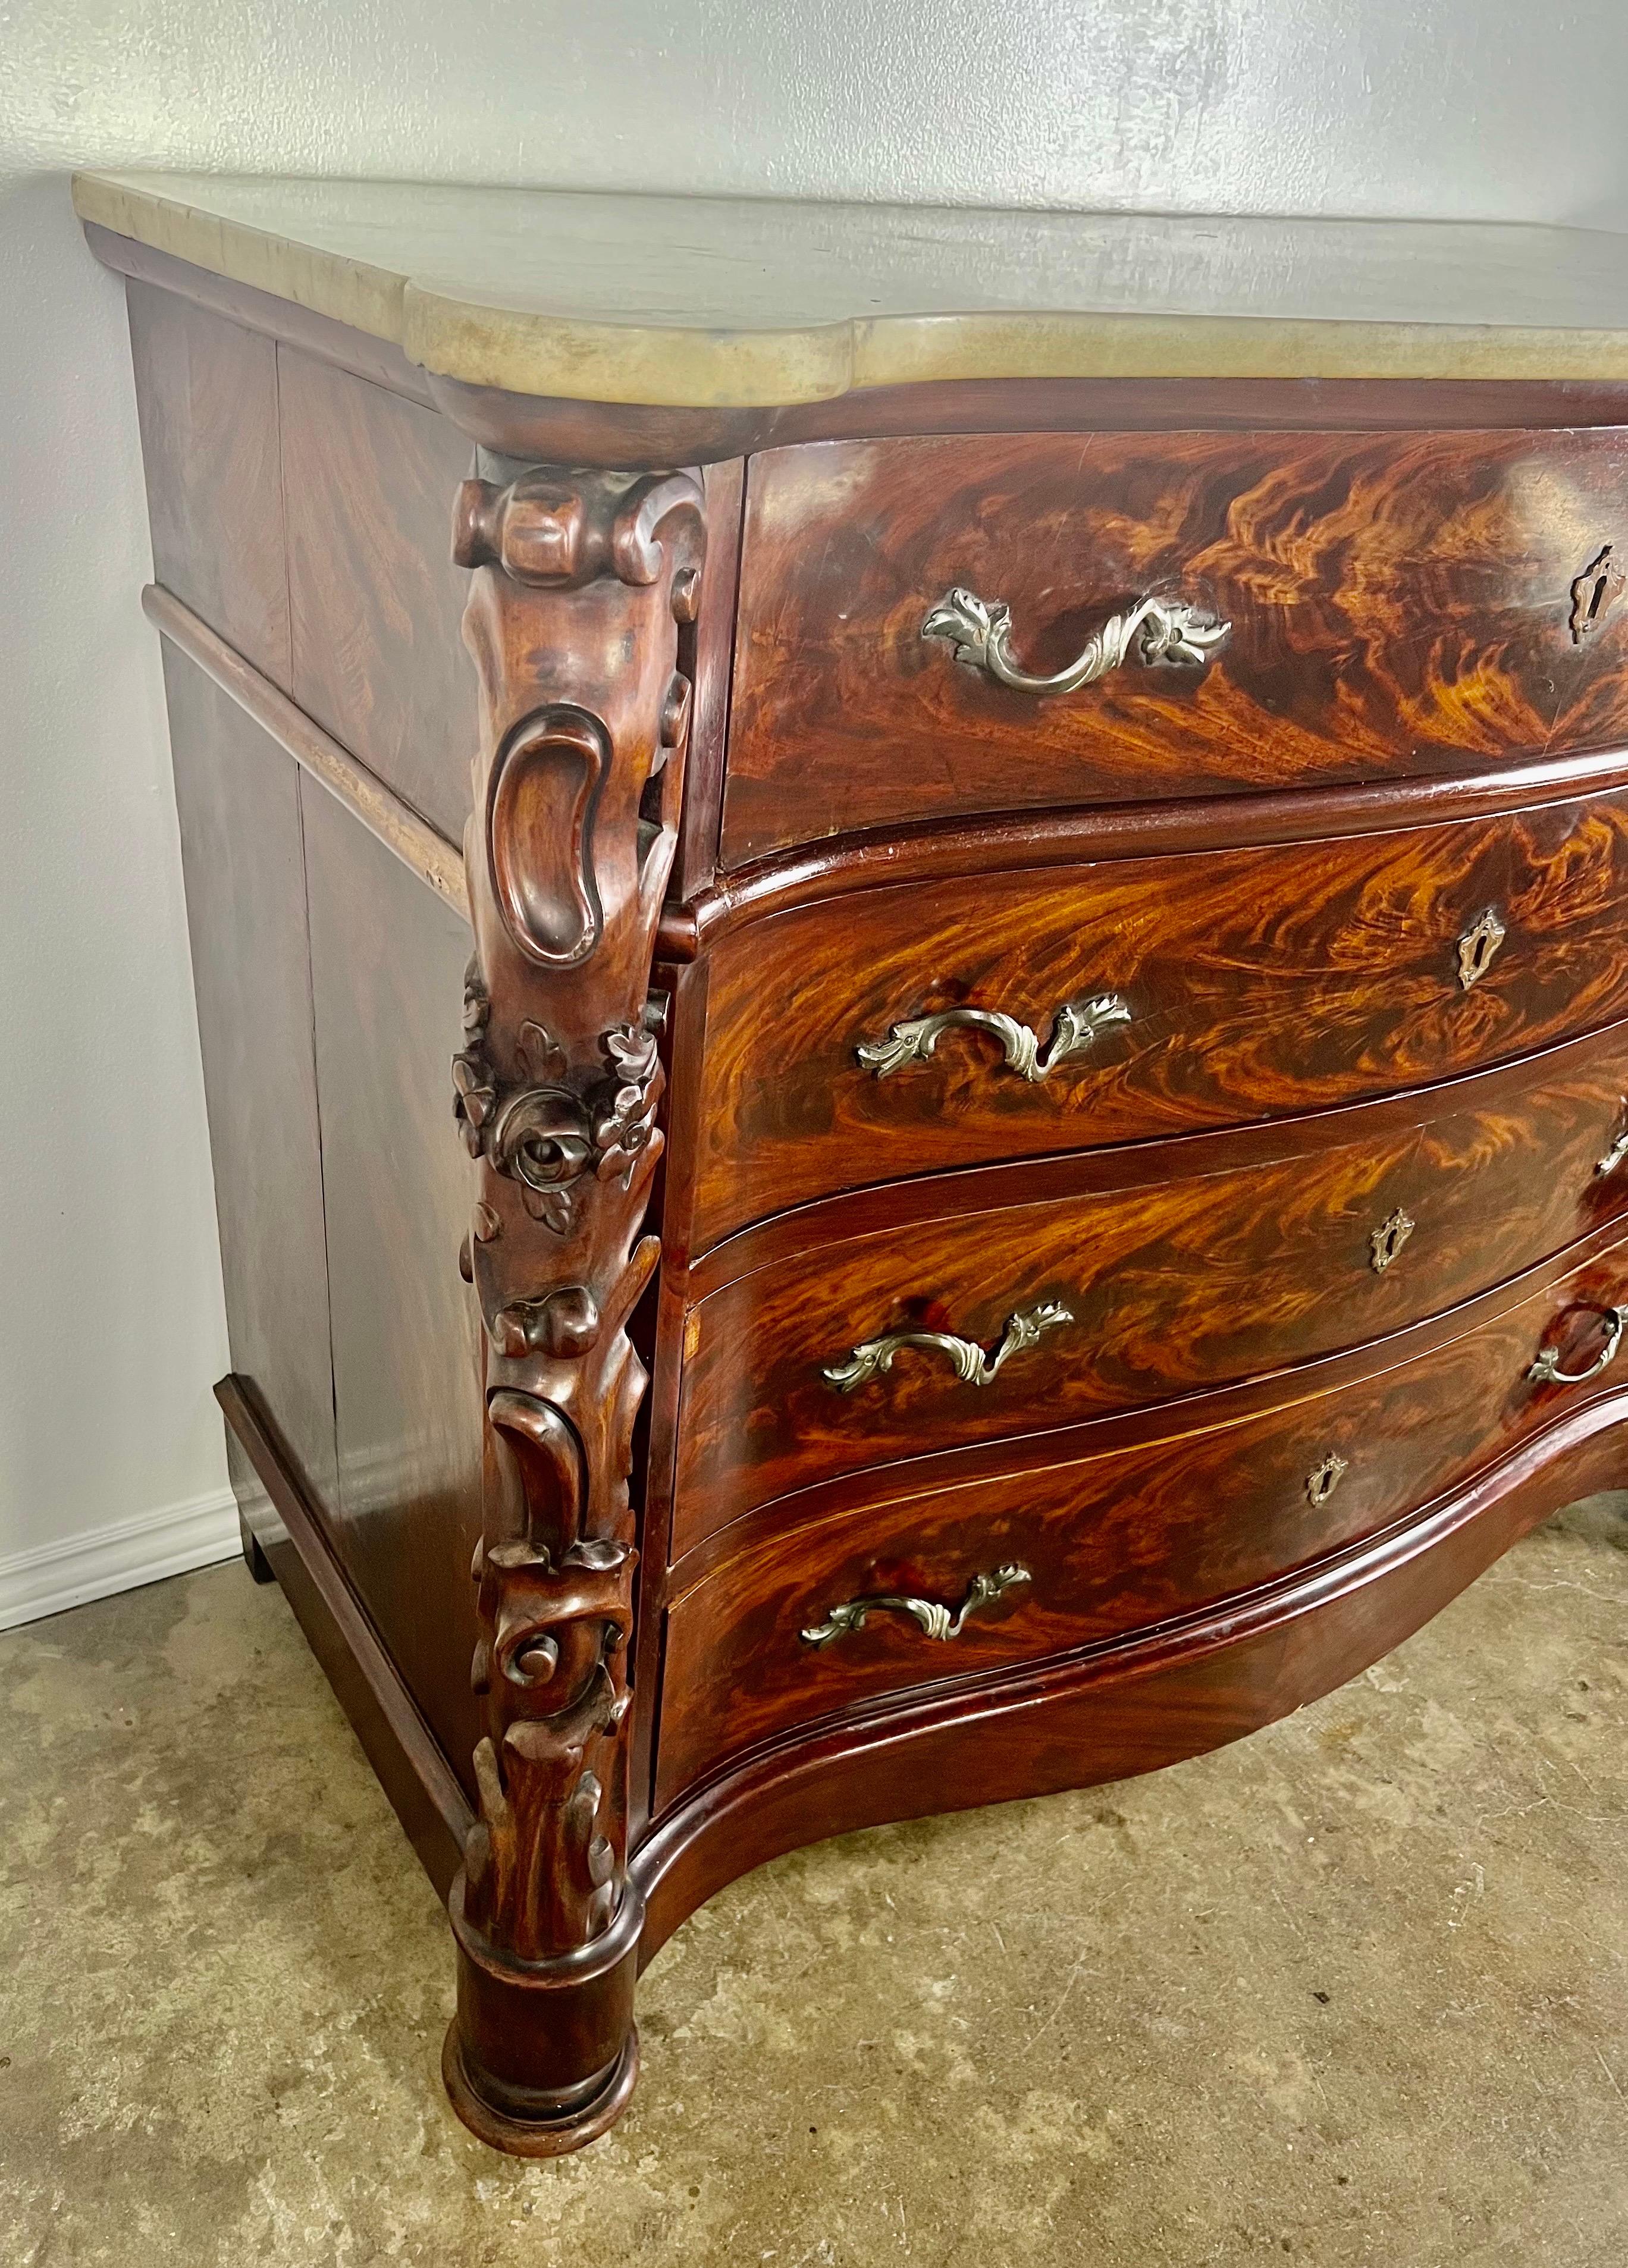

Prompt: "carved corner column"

[441,460,705,2154]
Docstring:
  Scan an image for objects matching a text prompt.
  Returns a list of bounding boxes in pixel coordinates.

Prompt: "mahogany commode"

[75,170,1628,2154]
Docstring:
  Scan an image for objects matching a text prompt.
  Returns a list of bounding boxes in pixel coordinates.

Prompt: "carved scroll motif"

[451,459,705,1987]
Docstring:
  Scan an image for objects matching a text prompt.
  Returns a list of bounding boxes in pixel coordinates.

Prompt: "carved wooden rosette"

[443,460,704,2151]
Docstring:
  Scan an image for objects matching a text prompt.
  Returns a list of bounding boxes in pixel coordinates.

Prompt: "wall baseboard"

[0,1486,241,1633]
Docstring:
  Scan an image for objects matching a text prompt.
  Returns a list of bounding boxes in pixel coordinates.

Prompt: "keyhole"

[1305,1453,1348,1507]
[1570,545,1625,643]
[1456,907,1507,990]
[1369,1207,1416,1273]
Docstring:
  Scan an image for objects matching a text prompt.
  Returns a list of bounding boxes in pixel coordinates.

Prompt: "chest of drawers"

[76,171,1628,2156]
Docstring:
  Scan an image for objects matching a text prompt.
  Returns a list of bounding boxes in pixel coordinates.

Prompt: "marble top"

[74,171,1628,407]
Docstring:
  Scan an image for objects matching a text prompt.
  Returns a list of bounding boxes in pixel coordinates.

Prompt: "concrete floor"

[1,1505,1626,2267]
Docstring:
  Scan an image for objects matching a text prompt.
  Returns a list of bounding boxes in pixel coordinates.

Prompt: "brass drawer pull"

[923,584,1229,694]
[1456,907,1507,990]
[1527,1304,1626,1386]
[857,993,1131,1083]
[801,1563,1031,1648]
[823,1300,1073,1393]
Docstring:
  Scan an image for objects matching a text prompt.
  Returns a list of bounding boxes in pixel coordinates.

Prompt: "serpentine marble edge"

[71,170,1628,406]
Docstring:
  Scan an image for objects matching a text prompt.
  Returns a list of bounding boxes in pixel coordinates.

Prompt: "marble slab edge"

[72,171,1628,409]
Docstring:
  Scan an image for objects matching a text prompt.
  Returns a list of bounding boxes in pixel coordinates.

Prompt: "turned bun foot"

[442,1870,644,2156]
[442,2022,639,2158]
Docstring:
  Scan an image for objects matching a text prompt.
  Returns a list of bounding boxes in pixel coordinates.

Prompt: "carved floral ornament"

[442,455,704,2152]
[452,972,667,1234]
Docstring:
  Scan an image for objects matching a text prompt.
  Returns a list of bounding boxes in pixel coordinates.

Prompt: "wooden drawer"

[656,1237,1628,1808]
[671,1028,1628,1552]
[694,790,1628,1249]
[723,428,1628,864]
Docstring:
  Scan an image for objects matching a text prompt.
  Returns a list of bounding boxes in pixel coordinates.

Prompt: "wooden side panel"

[223,1385,472,1899]
[724,428,1628,862]
[655,1240,1628,1807]
[127,281,291,685]
[281,347,476,842]
[162,651,337,1513]
[693,792,1628,1247]
[301,782,485,1790]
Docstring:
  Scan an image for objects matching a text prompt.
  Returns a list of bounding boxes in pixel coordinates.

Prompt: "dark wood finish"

[302,780,488,1791]
[657,1238,1628,1805]
[90,224,438,408]
[282,347,478,843]
[725,429,1628,863]
[693,788,1628,1247]
[127,280,290,686]
[221,1376,473,1896]
[673,1209,1628,1585]
[98,233,1628,2161]
[443,462,705,2152]
[671,1031,1628,1546]
[636,1359,1628,1957]
[683,1017,1628,1299]
[630,950,713,1839]
[664,742,1628,958]
[145,584,469,919]
[670,457,745,901]
[163,650,338,1518]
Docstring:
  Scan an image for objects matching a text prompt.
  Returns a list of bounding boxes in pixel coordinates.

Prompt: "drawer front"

[723,429,1628,864]
[657,1242,1628,1807]
[695,792,1628,1249]
[672,1032,1628,1551]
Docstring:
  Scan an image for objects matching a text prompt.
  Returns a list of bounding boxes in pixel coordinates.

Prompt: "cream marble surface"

[74,170,1628,406]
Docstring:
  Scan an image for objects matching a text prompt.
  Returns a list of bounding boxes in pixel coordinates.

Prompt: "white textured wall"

[4,0,1627,1598]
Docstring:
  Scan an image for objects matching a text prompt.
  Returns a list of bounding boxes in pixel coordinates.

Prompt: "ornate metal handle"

[1526,1304,1626,1385]
[823,1300,1072,1393]
[801,1563,1031,1648]
[857,993,1131,1083]
[922,584,1229,694]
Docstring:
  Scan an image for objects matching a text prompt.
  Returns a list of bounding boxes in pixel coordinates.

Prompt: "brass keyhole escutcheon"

[1570,545,1626,644]
[1369,1207,1416,1273]
[1305,1453,1348,1508]
[1457,907,1507,991]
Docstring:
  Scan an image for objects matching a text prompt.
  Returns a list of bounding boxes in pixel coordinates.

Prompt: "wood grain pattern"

[163,650,338,1519]
[656,1240,1628,1807]
[144,584,469,920]
[443,462,706,2154]
[219,1375,473,1897]
[112,259,1628,2159]
[670,457,745,901]
[638,1352,1628,1952]
[724,429,1628,863]
[302,780,487,1794]
[127,281,290,686]
[693,790,1628,1249]
[282,347,478,843]
[671,1031,1628,1547]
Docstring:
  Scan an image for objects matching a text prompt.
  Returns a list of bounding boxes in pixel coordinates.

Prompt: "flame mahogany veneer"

[95,228,1628,2157]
